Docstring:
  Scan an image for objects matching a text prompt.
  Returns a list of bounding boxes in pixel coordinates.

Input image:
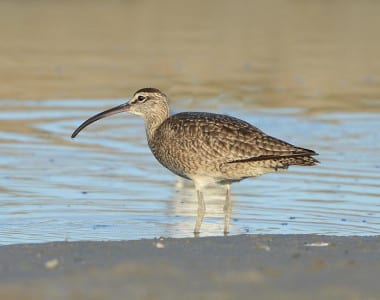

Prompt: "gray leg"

[194,189,205,234]
[223,184,232,234]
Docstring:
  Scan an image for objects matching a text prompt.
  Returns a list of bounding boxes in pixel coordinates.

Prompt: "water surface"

[1,99,379,244]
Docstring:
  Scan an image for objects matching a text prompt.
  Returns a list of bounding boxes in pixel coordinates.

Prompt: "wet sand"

[1,1,380,114]
[1,235,379,299]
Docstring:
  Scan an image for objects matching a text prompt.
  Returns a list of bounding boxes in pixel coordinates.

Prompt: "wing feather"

[160,112,317,164]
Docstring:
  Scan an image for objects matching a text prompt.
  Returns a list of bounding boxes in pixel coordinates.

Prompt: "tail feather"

[228,151,319,167]
[271,154,319,170]
[220,152,319,180]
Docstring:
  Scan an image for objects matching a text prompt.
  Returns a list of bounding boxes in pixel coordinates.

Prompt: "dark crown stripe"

[135,87,162,95]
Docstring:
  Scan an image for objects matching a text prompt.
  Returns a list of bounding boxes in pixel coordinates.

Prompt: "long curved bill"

[71,102,130,138]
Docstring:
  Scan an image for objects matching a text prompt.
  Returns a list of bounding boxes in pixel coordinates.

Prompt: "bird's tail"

[277,155,319,167]
[268,152,320,171]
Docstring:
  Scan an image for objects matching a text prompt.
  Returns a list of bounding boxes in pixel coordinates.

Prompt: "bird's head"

[128,88,168,117]
[71,87,169,138]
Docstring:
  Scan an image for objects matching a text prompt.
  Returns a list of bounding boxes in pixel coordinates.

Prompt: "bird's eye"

[137,95,146,102]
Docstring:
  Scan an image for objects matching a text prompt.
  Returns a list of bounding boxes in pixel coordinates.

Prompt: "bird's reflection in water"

[165,177,240,237]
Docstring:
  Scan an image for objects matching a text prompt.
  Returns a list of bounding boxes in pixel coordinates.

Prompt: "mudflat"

[0,235,379,299]
[1,1,380,114]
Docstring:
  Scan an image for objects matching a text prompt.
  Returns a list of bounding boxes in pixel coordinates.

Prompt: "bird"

[71,87,319,234]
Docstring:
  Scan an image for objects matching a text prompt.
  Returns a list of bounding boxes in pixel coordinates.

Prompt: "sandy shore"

[1,1,379,114]
[0,235,379,299]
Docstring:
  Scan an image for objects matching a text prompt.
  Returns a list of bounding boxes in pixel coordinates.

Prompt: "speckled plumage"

[151,112,317,183]
[72,88,319,234]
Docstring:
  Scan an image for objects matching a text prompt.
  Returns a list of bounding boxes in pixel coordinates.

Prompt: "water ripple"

[0,99,379,244]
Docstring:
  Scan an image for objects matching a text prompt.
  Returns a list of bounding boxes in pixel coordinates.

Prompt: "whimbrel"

[72,88,319,234]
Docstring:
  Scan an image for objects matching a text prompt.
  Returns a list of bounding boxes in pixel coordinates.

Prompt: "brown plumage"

[72,88,319,234]
[151,112,318,182]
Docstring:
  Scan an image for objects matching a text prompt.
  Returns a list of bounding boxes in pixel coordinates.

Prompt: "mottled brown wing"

[163,112,317,164]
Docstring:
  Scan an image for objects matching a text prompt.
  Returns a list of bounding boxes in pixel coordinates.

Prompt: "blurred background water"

[0,0,379,244]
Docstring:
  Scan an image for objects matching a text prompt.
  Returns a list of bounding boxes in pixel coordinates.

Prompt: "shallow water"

[1,99,379,245]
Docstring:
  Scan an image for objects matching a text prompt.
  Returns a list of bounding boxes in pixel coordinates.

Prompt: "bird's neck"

[143,106,169,143]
